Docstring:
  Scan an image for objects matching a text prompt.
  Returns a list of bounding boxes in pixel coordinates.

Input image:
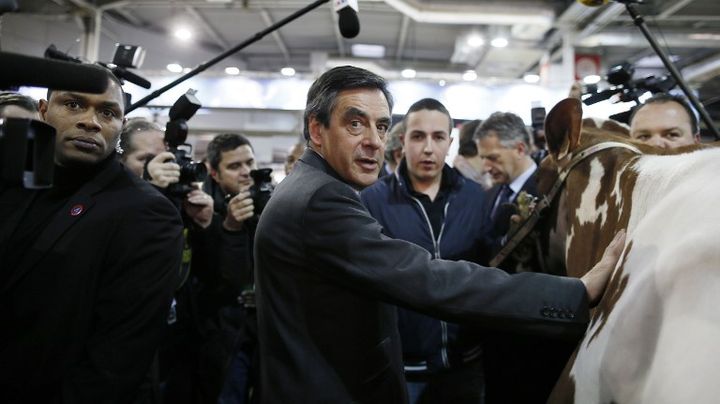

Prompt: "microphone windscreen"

[0,51,109,94]
[577,0,609,7]
[338,7,360,39]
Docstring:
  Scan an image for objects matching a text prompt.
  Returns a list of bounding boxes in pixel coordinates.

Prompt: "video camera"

[164,89,207,196]
[249,168,274,217]
[0,118,56,188]
[582,62,676,123]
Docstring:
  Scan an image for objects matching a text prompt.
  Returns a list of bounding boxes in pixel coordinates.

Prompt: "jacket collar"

[299,148,357,188]
[395,158,462,196]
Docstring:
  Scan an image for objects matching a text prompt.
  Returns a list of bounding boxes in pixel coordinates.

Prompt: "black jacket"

[254,149,590,404]
[0,155,183,403]
[361,161,489,373]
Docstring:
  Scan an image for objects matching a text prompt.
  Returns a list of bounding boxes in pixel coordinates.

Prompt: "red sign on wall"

[575,54,601,80]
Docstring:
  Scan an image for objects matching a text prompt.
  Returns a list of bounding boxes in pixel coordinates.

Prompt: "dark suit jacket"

[254,150,590,404]
[0,156,183,403]
[481,170,577,404]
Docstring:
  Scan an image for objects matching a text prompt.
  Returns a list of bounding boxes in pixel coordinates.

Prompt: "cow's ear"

[545,98,583,161]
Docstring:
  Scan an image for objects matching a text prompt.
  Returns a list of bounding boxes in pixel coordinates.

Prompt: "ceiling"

[2,0,720,118]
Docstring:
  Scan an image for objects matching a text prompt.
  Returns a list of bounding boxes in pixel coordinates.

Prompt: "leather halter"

[489,141,642,270]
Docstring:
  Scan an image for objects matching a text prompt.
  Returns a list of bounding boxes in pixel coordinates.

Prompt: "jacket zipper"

[410,196,451,369]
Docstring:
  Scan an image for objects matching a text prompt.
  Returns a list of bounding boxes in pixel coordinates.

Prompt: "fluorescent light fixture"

[463,70,477,81]
[401,68,416,79]
[524,74,540,84]
[174,27,192,41]
[438,79,446,87]
[583,74,601,84]
[467,34,484,48]
[225,67,240,75]
[281,67,296,76]
[166,63,183,73]
[491,37,508,48]
[351,44,386,58]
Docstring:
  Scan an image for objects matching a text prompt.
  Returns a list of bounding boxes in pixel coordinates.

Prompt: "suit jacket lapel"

[1,159,122,294]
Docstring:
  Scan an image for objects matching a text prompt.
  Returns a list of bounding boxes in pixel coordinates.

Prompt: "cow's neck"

[562,148,639,278]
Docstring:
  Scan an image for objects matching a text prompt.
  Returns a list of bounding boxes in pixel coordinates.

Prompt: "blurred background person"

[380,121,404,177]
[453,119,492,189]
[284,141,305,175]
[0,91,40,120]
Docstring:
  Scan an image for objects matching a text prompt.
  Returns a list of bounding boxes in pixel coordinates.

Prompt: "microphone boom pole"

[127,0,331,113]
[621,1,720,139]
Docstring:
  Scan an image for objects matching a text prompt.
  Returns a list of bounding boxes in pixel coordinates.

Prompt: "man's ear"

[308,115,324,149]
[38,99,49,121]
[545,98,583,161]
[210,168,220,183]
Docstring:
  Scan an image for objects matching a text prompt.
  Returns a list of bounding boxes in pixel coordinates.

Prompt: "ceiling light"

[438,79,446,87]
[281,67,296,76]
[583,74,601,84]
[467,34,485,48]
[463,70,477,81]
[401,68,416,79]
[524,74,540,84]
[166,63,183,73]
[225,67,240,75]
[351,44,386,58]
[182,67,191,73]
[491,37,508,48]
[174,27,192,41]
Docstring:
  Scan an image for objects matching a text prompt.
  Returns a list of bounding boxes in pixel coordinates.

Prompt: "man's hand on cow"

[147,152,180,189]
[223,185,254,231]
[580,229,626,306]
[184,189,214,229]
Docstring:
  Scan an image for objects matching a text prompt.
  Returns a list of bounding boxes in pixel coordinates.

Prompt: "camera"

[0,118,56,188]
[582,62,676,123]
[165,89,208,195]
[249,168,274,217]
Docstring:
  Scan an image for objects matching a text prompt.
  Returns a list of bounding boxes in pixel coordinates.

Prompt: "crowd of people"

[0,63,705,404]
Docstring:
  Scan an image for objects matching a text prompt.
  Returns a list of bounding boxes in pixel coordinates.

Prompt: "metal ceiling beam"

[186,6,231,50]
[260,9,290,62]
[657,0,696,19]
[395,15,409,62]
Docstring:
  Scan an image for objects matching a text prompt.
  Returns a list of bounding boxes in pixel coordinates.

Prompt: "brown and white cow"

[534,98,720,404]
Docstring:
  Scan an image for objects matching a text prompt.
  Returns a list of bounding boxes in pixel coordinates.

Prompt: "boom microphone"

[0,51,109,93]
[334,0,360,39]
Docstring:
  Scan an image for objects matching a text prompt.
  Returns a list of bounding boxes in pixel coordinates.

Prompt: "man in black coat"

[254,65,626,404]
[0,69,183,403]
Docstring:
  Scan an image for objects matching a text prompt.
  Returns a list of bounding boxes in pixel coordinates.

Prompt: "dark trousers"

[406,360,485,404]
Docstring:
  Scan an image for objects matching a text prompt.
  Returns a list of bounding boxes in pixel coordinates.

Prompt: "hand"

[223,186,254,231]
[580,229,626,306]
[183,189,214,229]
[147,152,180,189]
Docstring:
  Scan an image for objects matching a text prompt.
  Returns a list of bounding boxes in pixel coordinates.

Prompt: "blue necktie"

[491,185,513,220]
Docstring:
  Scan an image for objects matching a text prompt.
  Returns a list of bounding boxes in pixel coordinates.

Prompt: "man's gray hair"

[383,122,404,162]
[473,111,530,149]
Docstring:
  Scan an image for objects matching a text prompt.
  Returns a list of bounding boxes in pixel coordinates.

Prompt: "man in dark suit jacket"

[0,69,183,403]
[254,65,626,404]
[474,111,539,247]
[474,111,576,403]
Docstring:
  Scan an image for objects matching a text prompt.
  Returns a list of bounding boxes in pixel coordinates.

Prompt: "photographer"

[200,132,263,404]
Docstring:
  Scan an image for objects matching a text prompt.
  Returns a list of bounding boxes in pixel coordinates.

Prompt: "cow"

[520,98,720,404]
